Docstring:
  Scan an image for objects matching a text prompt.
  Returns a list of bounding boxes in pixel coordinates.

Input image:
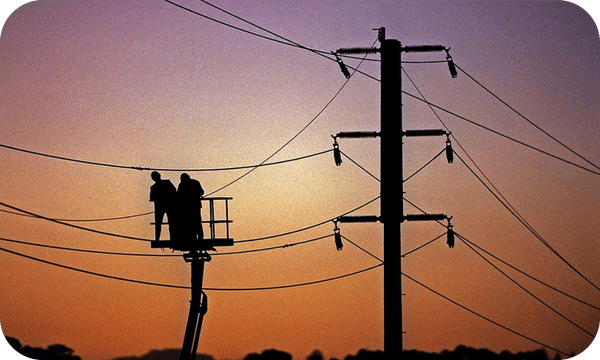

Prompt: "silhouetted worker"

[149,171,176,242]
[177,173,204,243]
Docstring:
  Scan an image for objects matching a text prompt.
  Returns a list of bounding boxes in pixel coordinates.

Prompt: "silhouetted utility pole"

[333,28,456,360]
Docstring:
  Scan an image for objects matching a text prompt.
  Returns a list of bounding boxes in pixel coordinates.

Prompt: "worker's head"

[151,171,161,182]
[180,173,191,182]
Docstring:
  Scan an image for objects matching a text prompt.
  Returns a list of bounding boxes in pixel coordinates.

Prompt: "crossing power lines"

[0,1,598,359]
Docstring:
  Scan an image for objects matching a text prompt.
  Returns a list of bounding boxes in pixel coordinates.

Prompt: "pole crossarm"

[335,131,381,139]
[336,47,380,55]
[401,45,446,53]
[403,214,449,222]
[403,129,448,137]
[337,215,381,223]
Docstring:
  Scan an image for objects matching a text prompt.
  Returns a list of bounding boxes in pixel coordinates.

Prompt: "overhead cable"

[0,246,187,289]
[213,234,332,255]
[402,232,446,258]
[1,197,379,246]
[341,234,383,263]
[164,0,381,82]
[342,231,448,263]
[206,40,377,197]
[457,233,595,337]
[455,63,599,171]
[0,200,152,242]
[172,0,600,179]
[403,148,446,183]
[403,272,570,357]
[401,91,600,176]
[403,197,600,312]
[0,238,574,354]
[0,234,334,258]
[235,196,380,243]
[0,207,153,222]
[0,237,176,257]
[0,143,331,173]
[196,0,333,62]
[164,0,298,50]
[401,69,600,302]
[458,235,599,311]
[0,245,383,292]
[402,67,538,252]
[453,150,599,291]
[339,151,380,182]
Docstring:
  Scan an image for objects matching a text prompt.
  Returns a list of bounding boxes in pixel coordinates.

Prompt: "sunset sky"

[0,1,599,360]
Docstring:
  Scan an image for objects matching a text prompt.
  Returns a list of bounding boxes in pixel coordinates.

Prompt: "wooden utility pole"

[380,36,403,360]
[334,28,455,360]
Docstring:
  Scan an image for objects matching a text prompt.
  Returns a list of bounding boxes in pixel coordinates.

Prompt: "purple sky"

[0,1,598,360]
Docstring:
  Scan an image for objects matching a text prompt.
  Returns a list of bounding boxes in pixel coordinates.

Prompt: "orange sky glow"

[0,1,598,360]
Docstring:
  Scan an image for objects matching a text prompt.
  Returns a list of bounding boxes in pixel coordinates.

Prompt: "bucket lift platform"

[151,197,234,251]
[149,196,234,360]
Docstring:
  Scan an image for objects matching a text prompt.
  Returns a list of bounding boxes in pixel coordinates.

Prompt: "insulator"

[334,225,343,251]
[447,225,455,248]
[338,61,351,79]
[445,139,454,164]
[447,57,458,78]
[333,141,342,166]
[334,53,352,79]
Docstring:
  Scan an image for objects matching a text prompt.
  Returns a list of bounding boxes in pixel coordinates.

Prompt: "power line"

[0,245,188,289]
[455,63,599,171]
[0,245,383,291]
[452,150,599,291]
[457,233,595,337]
[403,148,446,183]
[0,196,379,247]
[342,231,448,263]
[402,232,446,258]
[339,150,380,182]
[402,197,600,312]
[206,40,377,197]
[3,217,586,353]
[0,200,152,242]
[331,214,578,356]
[0,237,177,257]
[0,207,153,222]
[195,0,333,63]
[166,1,443,69]
[235,196,380,243]
[164,0,302,51]
[341,234,383,263]
[401,91,600,176]
[0,230,576,355]
[214,234,332,256]
[402,272,571,357]
[339,147,446,184]
[0,143,331,173]
[167,0,600,179]
[5,226,596,311]
[207,263,383,292]
[402,67,542,263]
[457,235,600,311]
[401,69,600,304]
[164,0,382,83]
[0,234,334,258]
